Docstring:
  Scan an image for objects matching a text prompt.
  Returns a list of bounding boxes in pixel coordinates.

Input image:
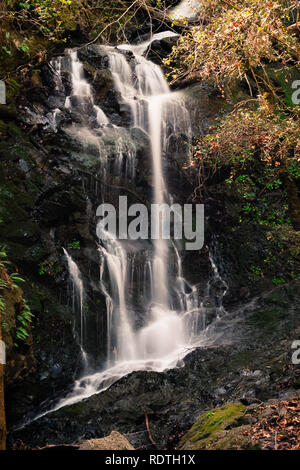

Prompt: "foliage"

[0,247,10,318]
[0,0,160,75]
[167,1,300,233]
[38,258,63,275]
[68,239,80,250]
[165,0,300,89]
[0,246,33,345]
[193,105,300,169]
[243,398,300,450]
[15,299,34,343]
[187,95,300,228]
[190,103,300,206]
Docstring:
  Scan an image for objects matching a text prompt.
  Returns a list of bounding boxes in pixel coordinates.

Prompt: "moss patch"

[54,401,90,418]
[178,402,248,450]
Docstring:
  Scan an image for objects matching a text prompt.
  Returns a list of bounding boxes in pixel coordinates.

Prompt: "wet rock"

[78,46,110,70]
[145,36,178,65]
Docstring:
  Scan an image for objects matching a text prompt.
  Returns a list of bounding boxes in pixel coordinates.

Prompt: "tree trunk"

[0,303,6,451]
[283,173,300,231]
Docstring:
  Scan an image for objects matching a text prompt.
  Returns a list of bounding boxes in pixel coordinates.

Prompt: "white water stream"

[29,28,228,421]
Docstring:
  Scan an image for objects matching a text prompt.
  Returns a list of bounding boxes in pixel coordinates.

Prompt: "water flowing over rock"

[24,31,228,417]
[5,30,233,434]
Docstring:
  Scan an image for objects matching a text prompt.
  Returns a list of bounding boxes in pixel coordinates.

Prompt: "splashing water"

[63,248,88,368]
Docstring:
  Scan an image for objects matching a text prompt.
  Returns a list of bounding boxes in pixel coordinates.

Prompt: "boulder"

[79,431,134,450]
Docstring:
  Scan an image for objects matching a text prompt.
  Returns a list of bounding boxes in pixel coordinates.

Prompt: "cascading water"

[63,248,88,368]
[65,51,109,126]
[94,35,199,366]
[31,31,228,417]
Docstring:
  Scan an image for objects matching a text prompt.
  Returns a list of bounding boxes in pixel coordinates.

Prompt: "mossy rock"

[266,64,300,108]
[54,400,90,418]
[294,377,300,389]
[248,308,285,329]
[225,350,255,372]
[2,285,36,385]
[178,402,252,450]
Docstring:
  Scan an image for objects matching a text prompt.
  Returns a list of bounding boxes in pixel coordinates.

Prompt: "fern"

[0,246,34,345]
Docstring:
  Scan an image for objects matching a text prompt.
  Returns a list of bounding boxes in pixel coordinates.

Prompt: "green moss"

[179,403,247,450]
[249,307,285,329]
[266,293,289,309]
[0,180,40,245]
[294,377,300,389]
[54,401,89,418]
[267,66,300,108]
[226,350,255,372]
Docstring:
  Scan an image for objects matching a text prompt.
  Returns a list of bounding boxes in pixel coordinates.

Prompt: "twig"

[220,0,240,10]
[77,0,141,50]
[78,169,148,205]
[37,443,80,451]
[145,413,157,449]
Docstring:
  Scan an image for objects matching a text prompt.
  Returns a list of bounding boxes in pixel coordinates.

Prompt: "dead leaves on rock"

[244,398,300,450]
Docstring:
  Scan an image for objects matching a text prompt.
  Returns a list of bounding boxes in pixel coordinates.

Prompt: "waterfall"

[39,31,228,415]
[208,236,229,319]
[66,51,109,126]
[100,237,137,362]
[94,35,198,364]
[63,248,88,368]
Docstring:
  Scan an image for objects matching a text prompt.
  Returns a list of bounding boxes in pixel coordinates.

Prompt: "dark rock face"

[144,35,179,65]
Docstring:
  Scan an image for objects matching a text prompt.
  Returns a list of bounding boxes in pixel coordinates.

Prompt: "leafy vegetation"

[167,1,300,230]
[166,0,299,88]
[15,299,34,344]
[0,0,162,77]
[0,246,33,345]
[68,239,80,250]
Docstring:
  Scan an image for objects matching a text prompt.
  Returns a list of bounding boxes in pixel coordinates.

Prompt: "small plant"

[0,246,34,345]
[17,43,30,54]
[272,277,285,286]
[38,262,46,276]
[1,46,11,55]
[68,240,80,250]
[250,265,263,277]
[19,2,31,10]
[10,273,26,287]
[15,299,34,344]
